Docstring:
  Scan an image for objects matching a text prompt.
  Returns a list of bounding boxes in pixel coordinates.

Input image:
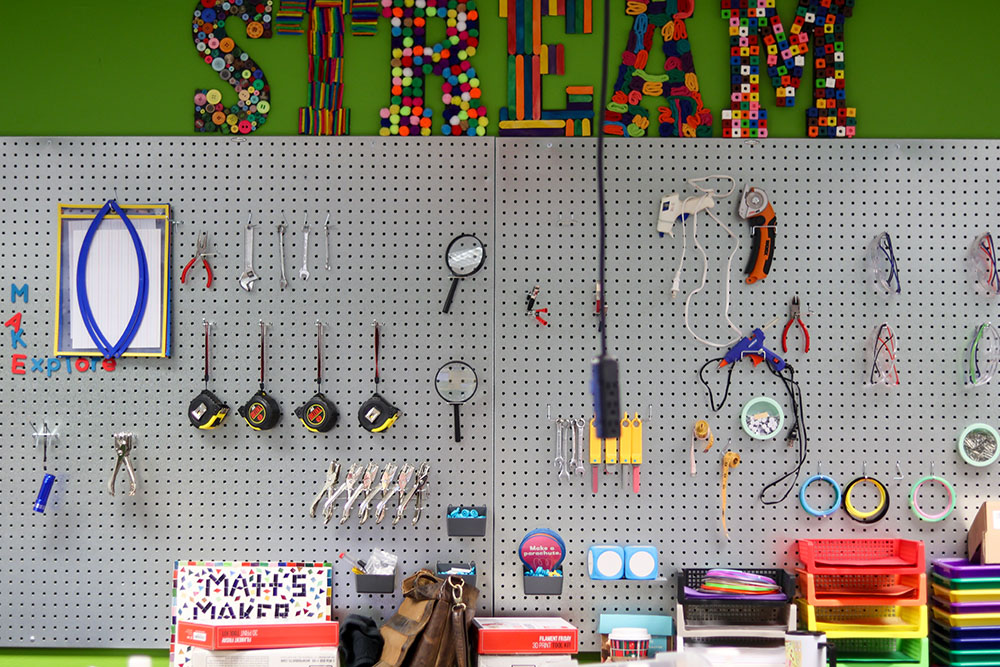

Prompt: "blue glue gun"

[719,329,786,372]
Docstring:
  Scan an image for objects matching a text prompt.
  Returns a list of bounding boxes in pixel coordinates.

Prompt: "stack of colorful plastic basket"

[931,558,1000,666]
[796,539,928,666]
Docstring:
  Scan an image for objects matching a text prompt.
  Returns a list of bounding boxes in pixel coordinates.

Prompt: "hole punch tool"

[310,460,341,521]
[322,462,363,525]
[359,321,401,433]
[394,461,430,525]
[410,463,431,526]
[781,295,810,354]
[295,321,339,433]
[238,214,258,291]
[189,320,229,429]
[738,184,777,285]
[181,232,215,288]
[340,462,379,525]
[107,432,137,497]
[375,463,414,525]
[238,321,281,430]
[359,462,398,525]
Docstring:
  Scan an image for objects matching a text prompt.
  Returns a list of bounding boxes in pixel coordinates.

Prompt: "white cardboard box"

[478,654,573,667]
[188,646,339,667]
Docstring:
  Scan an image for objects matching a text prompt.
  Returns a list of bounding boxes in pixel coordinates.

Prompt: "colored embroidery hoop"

[799,474,842,518]
[843,476,889,524]
[909,475,956,522]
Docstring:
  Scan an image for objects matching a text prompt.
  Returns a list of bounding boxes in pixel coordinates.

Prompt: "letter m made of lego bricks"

[720,0,856,138]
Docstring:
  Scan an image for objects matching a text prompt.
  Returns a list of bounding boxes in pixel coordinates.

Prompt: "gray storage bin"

[524,571,563,595]
[356,568,396,594]
[437,561,477,588]
[447,505,487,536]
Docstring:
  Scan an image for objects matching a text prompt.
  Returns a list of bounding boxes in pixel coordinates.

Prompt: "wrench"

[323,212,331,271]
[575,417,587,475]
[238,215,258,291]
[278,215,288,290]
[553,419,566,480]
[299,216,310,281]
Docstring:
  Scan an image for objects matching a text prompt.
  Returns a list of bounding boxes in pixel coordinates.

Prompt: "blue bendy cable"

[75,199,150,358]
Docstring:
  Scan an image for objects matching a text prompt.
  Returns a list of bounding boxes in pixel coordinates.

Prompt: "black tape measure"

[358,392,400,433]
[295,392,338,433]
[189,389,229,430]
[239,389,281,431]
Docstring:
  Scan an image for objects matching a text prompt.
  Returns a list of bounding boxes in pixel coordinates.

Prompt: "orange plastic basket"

[796,570,927,606]
[797,539,925,575]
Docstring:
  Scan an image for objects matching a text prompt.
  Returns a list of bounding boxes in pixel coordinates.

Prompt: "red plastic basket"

[797,539,925,575]
[796,570,927,606]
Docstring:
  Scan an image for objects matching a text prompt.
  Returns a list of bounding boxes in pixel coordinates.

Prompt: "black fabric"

[340,614,385,667]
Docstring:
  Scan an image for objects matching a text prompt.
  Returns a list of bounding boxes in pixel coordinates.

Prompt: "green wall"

[2,0,999,138]
[0,1,996,664]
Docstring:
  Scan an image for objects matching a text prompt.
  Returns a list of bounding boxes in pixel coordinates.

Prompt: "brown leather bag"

[375,570,478,667]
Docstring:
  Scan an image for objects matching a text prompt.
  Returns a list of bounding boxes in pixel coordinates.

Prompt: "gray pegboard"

[0,137,495,647]
[493,139,1000,649]
[2,137,1000,651]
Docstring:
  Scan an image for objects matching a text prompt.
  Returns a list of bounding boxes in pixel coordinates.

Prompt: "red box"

[177,621,339,650]
[474,618,578,655]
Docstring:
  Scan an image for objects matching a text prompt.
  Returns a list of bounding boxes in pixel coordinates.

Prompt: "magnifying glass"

[442,234,485,313]
[435,361,478,442]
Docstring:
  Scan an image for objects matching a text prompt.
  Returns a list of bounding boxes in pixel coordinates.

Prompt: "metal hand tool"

[278,215,288,290]
[781,295,810,353]
[575,417,587,476]
[299,216,310,281]
[323,212,331,271]
[107,432,137,496]
[375,463,413,524]
[411,464,431,526]
[559,421,572,482]
[239,215,258,291]
[323,462,362,525]
[553,419,566,480]
[359,462,397,524]
[341,462,379,525]
[567,420,578,475]
[395,461,430,525]
[310,460,341,518]
[181,232,215,287]
[738,184,778,285]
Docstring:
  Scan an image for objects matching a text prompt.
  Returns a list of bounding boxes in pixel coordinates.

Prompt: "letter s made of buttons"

[191,0,273,135]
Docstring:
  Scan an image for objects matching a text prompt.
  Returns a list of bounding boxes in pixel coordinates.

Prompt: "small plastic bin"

[523,569,563,596]
[934,596,1000,615]
[437,561,477,588]
[796,600,928,638]
[678,568,793,607]
[932,623,1000,650]
[676,603,796,639]
[741,397,784,440]
[797,538,925,574]
[933,582,1000,603]
[934,572,1000,591]
[932,605,1000,628]
[796,569,926,606]
[931,619,1000,640]
[828,637,928,667]
[355,568,396,594]
[934,558,1000,580]
[931,644,1000,667]
[446,505,487,537]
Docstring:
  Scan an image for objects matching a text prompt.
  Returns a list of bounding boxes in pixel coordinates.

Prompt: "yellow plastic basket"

[932,582,1000,603]
[796,600,928,638]
[931,604,1000,628]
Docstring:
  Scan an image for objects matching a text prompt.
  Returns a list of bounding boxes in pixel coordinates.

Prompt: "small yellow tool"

[631,412,643,493]
[619,414,632,488]
[721,450,741,539]
[691,420,713,476]
[589,417,601,493]
[605,421,619,476]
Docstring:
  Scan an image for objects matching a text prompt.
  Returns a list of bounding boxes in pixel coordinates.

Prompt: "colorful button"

[205,89,223,104]
[219,37,235,52]
[246,21,264,37]
[255,100,270,113]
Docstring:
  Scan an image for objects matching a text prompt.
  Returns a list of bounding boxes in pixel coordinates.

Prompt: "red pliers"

[781,295,810,353]
[181,232,214,288]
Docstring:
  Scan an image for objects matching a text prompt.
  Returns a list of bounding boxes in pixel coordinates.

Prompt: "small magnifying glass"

[435,360,478,442]
[442,234,486,313]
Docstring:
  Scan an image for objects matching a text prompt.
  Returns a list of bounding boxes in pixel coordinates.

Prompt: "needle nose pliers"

[181,232,214,288]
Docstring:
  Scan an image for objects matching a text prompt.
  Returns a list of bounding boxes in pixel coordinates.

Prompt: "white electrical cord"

[678,176,743,348]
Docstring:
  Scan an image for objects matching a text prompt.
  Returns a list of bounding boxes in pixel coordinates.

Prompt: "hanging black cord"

[698,357,734,413]
[596,0,610,356]
[759,362,808,505]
